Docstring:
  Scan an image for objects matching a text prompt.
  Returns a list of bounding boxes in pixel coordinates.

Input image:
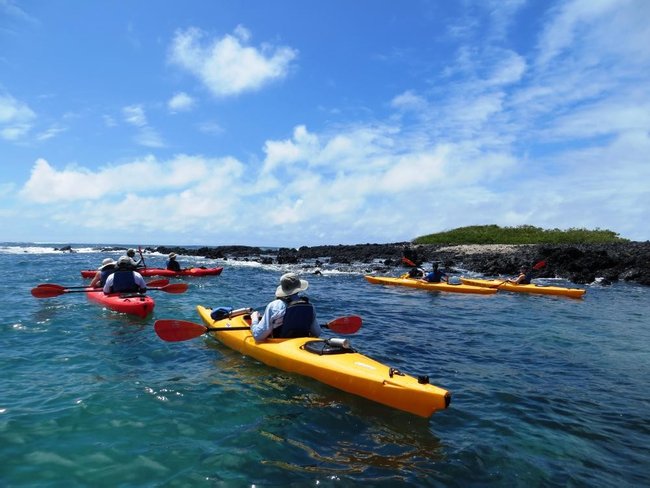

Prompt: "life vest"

[272,297,315,338]
[99,268,115,286]
[110,270,139,293]
[425,269,445,283]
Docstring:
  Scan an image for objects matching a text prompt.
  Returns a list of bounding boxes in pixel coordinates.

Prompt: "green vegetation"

[413,225,628,245]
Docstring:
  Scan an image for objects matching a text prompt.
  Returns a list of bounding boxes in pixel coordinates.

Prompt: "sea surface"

[1,243,649,487]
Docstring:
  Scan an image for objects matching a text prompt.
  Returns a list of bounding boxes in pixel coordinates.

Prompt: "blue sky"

[1,0,649,246]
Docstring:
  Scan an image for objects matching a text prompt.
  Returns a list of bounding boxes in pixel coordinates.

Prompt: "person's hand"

[250,311,261,322]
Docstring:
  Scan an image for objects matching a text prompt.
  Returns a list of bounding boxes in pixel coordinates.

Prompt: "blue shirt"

[424,269,447,283]
[251,295,322,343]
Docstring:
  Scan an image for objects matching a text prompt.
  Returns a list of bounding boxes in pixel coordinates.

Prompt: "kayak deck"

[196,305,450,418]
[460,277,586,298]
[86,290,155,317]
[364,275,497,295]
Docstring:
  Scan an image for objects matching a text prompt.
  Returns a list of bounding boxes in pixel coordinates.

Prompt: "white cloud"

[168,25,298,97]
[18,154,232,204]
[197,121,224,135]
[122,104,165,148]
[0,93,35,140]
[168,92,195,112]
[36,124,66,141]
[123,104,147,127]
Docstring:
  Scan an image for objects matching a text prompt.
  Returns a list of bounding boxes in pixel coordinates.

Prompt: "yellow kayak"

[364,275,497,295]
[196,305,451,418]
[459,277,586,298]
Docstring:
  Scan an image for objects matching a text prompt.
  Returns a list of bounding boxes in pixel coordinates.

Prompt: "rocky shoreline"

[137,241,650,286]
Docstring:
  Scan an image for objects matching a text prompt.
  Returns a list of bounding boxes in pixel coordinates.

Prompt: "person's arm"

[134,272,147,292]
[251,301,283,343]
[103,275,113,294]
[310,309,323,337]
[90,271,101,288]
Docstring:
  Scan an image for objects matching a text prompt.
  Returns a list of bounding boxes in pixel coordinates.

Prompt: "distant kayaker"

[509,266,532,285]
[407,266,426,278]
[126,248,145,268]
[103,256,147,294]
[421,262,448,283]
[166,253,182,272]
[89,258,117,288]
[249,272,323,343]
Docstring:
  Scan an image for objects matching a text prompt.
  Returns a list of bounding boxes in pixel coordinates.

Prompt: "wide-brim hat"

[169,253,177,259]
[275,272,309,298]
[99,258,116,270]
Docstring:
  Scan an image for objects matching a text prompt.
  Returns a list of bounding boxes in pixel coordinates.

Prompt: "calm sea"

[1,243,649,487]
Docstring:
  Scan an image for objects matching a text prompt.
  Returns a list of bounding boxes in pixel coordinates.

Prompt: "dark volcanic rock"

[151,241,650,286]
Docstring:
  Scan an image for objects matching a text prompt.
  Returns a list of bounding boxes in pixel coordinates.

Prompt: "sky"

[1,0,649,247]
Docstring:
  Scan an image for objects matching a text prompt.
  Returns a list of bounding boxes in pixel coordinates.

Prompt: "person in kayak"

[249,272,323,343]
[407,266,426,278]
[421,262,448,283]
[89,258,117,288]
[509,266,532,285]
[125,248,145,268]
[166,253,182,272]
[103,256,147,294]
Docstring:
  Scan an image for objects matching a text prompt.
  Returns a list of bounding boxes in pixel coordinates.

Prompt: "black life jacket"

[272,297,315,338]
[110,270,139,293]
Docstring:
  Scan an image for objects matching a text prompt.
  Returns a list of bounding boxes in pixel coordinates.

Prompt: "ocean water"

[1,243,649,487]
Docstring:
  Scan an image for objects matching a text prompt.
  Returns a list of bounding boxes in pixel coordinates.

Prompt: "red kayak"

[81,267,223,279]
[86,289,155,318]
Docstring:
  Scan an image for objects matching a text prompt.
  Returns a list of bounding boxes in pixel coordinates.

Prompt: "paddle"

[31,282,188,298]
[138,246,147,269]
[532,260,546,271]
[402,257,417,267]
[36,279,170,291]
[154,314,363,342]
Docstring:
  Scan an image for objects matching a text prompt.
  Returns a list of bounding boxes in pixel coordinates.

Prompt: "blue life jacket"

[110,270,139,293]
[424,269,445,283]
[99,268,115,286]
[272,297,315,338]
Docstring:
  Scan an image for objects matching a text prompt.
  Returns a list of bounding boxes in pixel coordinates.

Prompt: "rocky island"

[142,241,650,286]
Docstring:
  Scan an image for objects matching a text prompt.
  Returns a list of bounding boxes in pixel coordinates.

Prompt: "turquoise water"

[1,244,649,487]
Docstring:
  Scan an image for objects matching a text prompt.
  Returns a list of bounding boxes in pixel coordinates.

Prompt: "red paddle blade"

[150,283,188,294]
[146,279,169,288]
[154,319,207,342]
[532,260,547,270]
[325,315,362,334]
[402,257,416,267]
[37,283,66,290]
[31,286,66,298]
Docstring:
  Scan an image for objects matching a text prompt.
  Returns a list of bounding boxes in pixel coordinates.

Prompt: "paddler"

[250,272,322,343]
[421,262,448,283]
[508,266,532,285]
[89,258,117,288]
[103,256,147,294]
[166,253,182,272]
